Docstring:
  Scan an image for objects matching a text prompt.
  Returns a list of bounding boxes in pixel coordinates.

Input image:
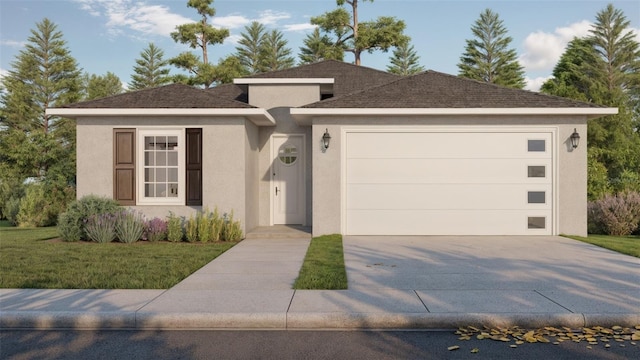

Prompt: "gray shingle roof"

[245,60,400,97]
[66,83,255,109]
[305,71,606,108]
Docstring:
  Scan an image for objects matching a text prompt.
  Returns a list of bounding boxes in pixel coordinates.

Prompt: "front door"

[272,135,305,224]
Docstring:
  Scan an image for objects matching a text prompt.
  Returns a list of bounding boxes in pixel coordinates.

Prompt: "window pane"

[167,151,178,166]
[145,168,154,182]
[157,136,167,150]
[168,183,178,197]
[168,136,178,150]
[145,151,154,166]
[528,166,546,178]
[528,217,546,229]
[156,168,166,182]
[145,137,155,150]
[156,152,167,166]
[168,168,178,182]
[528,140,545,152]
[145,184,154,197]
[528,191,546,204]
[156,184,166,197]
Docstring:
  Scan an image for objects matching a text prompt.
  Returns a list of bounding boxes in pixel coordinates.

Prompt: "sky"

[0,0,638,92]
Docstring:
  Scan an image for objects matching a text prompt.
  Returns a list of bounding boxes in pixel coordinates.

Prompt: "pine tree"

[0,18,82,184]
[457,9,525,89]
[311,0,407,65]
[235,22,266,74]
[83,72,123,100]
[169,0,229,88]
[259,29,295,72]
[130,43,171,90]
[387,42,425,75]
[299,28,344,64]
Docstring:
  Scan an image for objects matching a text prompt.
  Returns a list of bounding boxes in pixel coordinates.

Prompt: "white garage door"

[345,131,553,235]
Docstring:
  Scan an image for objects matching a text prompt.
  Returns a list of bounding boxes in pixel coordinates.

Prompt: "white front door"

[272,135,305,224]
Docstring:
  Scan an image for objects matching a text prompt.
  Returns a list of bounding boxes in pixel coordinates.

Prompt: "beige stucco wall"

[311,115,589,237]
[76,116,255,233]
[249,85,318,227]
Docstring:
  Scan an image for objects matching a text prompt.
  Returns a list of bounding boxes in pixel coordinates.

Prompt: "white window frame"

[137,128,185,205]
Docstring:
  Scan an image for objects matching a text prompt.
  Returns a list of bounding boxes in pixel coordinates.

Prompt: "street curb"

[2,311,638,330]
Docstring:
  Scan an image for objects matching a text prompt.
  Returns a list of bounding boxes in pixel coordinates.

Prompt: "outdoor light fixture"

[322,128,331,150]
[570,128,580,149]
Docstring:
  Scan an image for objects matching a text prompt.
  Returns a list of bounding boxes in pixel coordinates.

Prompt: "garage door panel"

[347,158,553,184]
[347,132,552,159]
[347,210,551,235]
[347,184,552,210]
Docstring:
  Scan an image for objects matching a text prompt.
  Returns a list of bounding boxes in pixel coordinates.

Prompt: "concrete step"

[245,225,312,239]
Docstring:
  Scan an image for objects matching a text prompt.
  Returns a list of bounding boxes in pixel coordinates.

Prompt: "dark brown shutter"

[113,129,136,205]
[186,128,202,206]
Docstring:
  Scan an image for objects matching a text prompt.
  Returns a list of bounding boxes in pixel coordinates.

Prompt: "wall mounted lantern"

[570,128,580,149]
[322,128,331,150]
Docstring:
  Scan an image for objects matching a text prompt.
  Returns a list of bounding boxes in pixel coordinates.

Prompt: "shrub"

[197,209,212,243]
[16,184,50,227]
[85,213,117,243]
[210,207,223,242]
[58,195,121,242]
[144,217,167,242]
[115,210,145,244]
[167,212,183,242]
[185,214,198,243]
[4,196,21,226]
[221,211,243,241]
[588,191,640,236]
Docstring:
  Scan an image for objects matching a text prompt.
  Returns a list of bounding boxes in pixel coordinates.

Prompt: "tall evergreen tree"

[130,43,171,90]
[457,8,525,89]
[0,18,81,184]
[299,28,344,64]
[259,29,295,72]
[235,22,267,74]
[311,0,407,65]
[387,42,425,75]
[169,0,230,88]
[83,72,122,100]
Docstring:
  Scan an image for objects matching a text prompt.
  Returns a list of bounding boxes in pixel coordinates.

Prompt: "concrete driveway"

[342,235,640,315]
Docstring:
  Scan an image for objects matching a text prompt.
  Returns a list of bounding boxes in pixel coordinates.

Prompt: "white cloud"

[520,20,592,72]
[283,23,317,32]
[0,67,8,81]
[525,76,551,92]
[212,14,252,29]
[212,10,293,29]
[0,39,27,48]
[72,0,191,37]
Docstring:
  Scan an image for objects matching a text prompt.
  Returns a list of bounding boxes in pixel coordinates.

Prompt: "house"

[47,60,617,237]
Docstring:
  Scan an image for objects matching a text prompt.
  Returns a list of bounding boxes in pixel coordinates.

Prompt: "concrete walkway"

[1,234,639,330]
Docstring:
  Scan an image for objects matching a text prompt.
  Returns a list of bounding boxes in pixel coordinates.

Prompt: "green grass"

[294,234,348,290]
[0,225,237,289]
[565,234,640,258]
[0,220,12,227]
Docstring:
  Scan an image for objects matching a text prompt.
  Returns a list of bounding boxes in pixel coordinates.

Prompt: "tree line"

[0,0,638,226]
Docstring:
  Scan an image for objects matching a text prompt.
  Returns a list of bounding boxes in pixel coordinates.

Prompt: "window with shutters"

[114,128,202,206]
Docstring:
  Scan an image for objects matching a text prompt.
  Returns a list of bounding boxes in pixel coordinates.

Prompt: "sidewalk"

[1,233,639,330]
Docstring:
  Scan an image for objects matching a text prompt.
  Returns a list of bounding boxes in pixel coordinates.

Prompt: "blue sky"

[1,0,638,91]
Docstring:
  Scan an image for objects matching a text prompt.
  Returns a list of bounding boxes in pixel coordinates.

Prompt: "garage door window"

[528,217,546,229]
[528,166,546,178]
[528,191,546,204]
[528,140,546,152]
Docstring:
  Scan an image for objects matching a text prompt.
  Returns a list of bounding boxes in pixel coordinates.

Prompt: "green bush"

[115,210,145,244]
[167,212,183,242]
[57,195,121,242]
[3,196,21,226]
[17,184,51,227]
[197,209,212,243]
[185,213,198,243]
[85,213,117,243]
[221,211,243,241]
[210,207,223,242]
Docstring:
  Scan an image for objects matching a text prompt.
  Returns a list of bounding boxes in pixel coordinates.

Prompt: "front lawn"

[0,226,237,289]
[565,234,640,258]
[294,234,348,290]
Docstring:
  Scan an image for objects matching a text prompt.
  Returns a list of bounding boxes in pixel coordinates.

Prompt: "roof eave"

[290,107,619,125]
[46,108,276,126]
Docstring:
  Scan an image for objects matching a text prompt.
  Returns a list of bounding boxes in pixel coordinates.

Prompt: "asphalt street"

[1,330,637,360]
